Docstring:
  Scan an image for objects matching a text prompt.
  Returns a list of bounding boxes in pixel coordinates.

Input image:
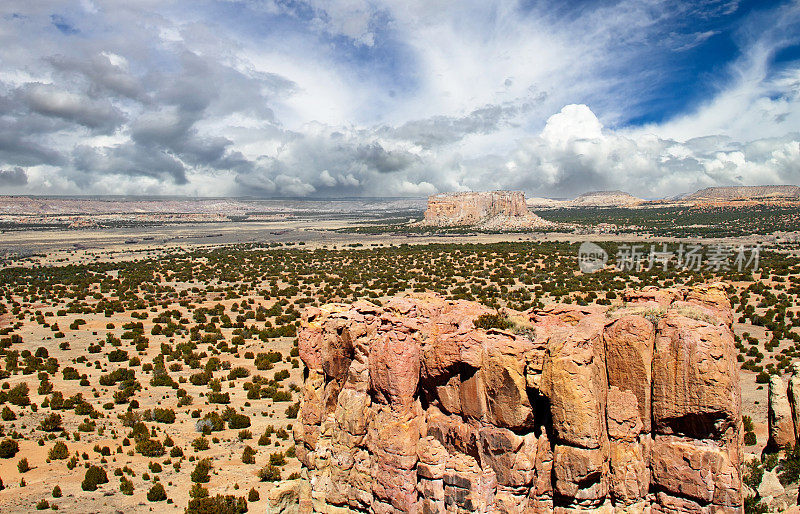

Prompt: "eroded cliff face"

[290,284,742,513]
[421,191,551,229]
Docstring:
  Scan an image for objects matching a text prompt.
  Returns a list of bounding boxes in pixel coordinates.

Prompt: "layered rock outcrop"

[421,191,551,229]
[768,368,800,450]
[292,284,742,513]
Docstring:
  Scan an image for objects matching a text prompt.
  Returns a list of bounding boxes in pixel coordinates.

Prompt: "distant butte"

[420,191,552,229]
[569,190,644,207]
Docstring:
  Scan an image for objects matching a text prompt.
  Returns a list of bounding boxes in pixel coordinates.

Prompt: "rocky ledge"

[287,284,742,513]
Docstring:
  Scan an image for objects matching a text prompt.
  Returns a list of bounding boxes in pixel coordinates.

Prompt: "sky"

[0,0,799,199]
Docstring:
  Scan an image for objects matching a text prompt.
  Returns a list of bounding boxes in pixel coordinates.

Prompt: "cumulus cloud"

[492,105,800,198]
[0,0,798,198]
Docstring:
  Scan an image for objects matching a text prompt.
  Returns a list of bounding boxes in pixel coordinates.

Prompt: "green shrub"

[147,483,167,502]
[285,402,300,419]
[247,487,259,502]
[152,408,176,424]
[81,465,109,491]
[135,439,165,457]
[222,411,248,430]
[743,459,763,489]
[763,452,780,471]
[269,452,286,466]
[473,313,512,330]
[257,464,281,482]
[186,495,247,514]
[780,444,800,485]
[744,496,768,514]
[120,477,134,495]
[40,413,63,432]
[0,438,19,458]
[242,446,256,464]
[49,441,68,460]
[190,483,209,499]
[8,383,30,406]
[191,459,212,483]
[52,485,62,497]
[192,437,209,451]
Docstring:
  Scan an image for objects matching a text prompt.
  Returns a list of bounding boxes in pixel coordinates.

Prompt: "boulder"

[757,469,785,500]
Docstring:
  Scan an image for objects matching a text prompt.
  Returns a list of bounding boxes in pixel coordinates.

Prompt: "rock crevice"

[292,285,742,513]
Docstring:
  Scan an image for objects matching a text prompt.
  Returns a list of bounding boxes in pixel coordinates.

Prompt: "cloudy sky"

[0,0,799,198]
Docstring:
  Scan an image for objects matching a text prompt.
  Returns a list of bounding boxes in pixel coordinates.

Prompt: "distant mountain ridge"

[570,190,644,207]
[685,185,800,201]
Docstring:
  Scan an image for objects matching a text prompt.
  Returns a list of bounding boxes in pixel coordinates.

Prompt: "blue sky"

[0,0,798,198]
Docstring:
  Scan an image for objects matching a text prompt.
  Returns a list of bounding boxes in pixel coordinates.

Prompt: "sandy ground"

[0,219,792,511]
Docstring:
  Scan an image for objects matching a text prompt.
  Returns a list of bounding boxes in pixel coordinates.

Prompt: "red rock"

[421,190,551,229]
[651,435,741,507]
[607,386,644,442]
[552,444,609,502]
[605,315,655,432]
[482,335,535,429]
[652,313,740,440]
[768,375,795,449]
[369,330,420,410]
[608,438,650,504]
[540,316,608,449]
[294,288,743,513]
[623,286,676,307]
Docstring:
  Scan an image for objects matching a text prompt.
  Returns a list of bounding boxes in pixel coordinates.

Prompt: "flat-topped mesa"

[421,190,552,229]
[287,284,743,513]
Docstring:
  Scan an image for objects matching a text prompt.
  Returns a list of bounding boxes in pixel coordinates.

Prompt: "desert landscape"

[1,1,799,511]
[0,190,799,512]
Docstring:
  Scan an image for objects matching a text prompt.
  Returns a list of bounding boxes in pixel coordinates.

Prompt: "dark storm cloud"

[73,144,188,184]
[0,167,29,186]
[19,83,125,133]
[47,54,147,102]
[356,142,417,173]
[0,114,67,167]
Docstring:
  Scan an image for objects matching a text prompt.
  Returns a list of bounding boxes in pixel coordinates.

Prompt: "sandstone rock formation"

[292,284,742,513]
[420,191,551,229]
[769,375,795,450]
[569,190,644,207]
[767,368,800,451]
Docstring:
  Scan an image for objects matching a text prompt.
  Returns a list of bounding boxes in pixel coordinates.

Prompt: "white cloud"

[0,0,799,199]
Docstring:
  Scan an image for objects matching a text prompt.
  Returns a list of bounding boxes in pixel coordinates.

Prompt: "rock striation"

[421,191,551,229]
[291,284,743,513]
